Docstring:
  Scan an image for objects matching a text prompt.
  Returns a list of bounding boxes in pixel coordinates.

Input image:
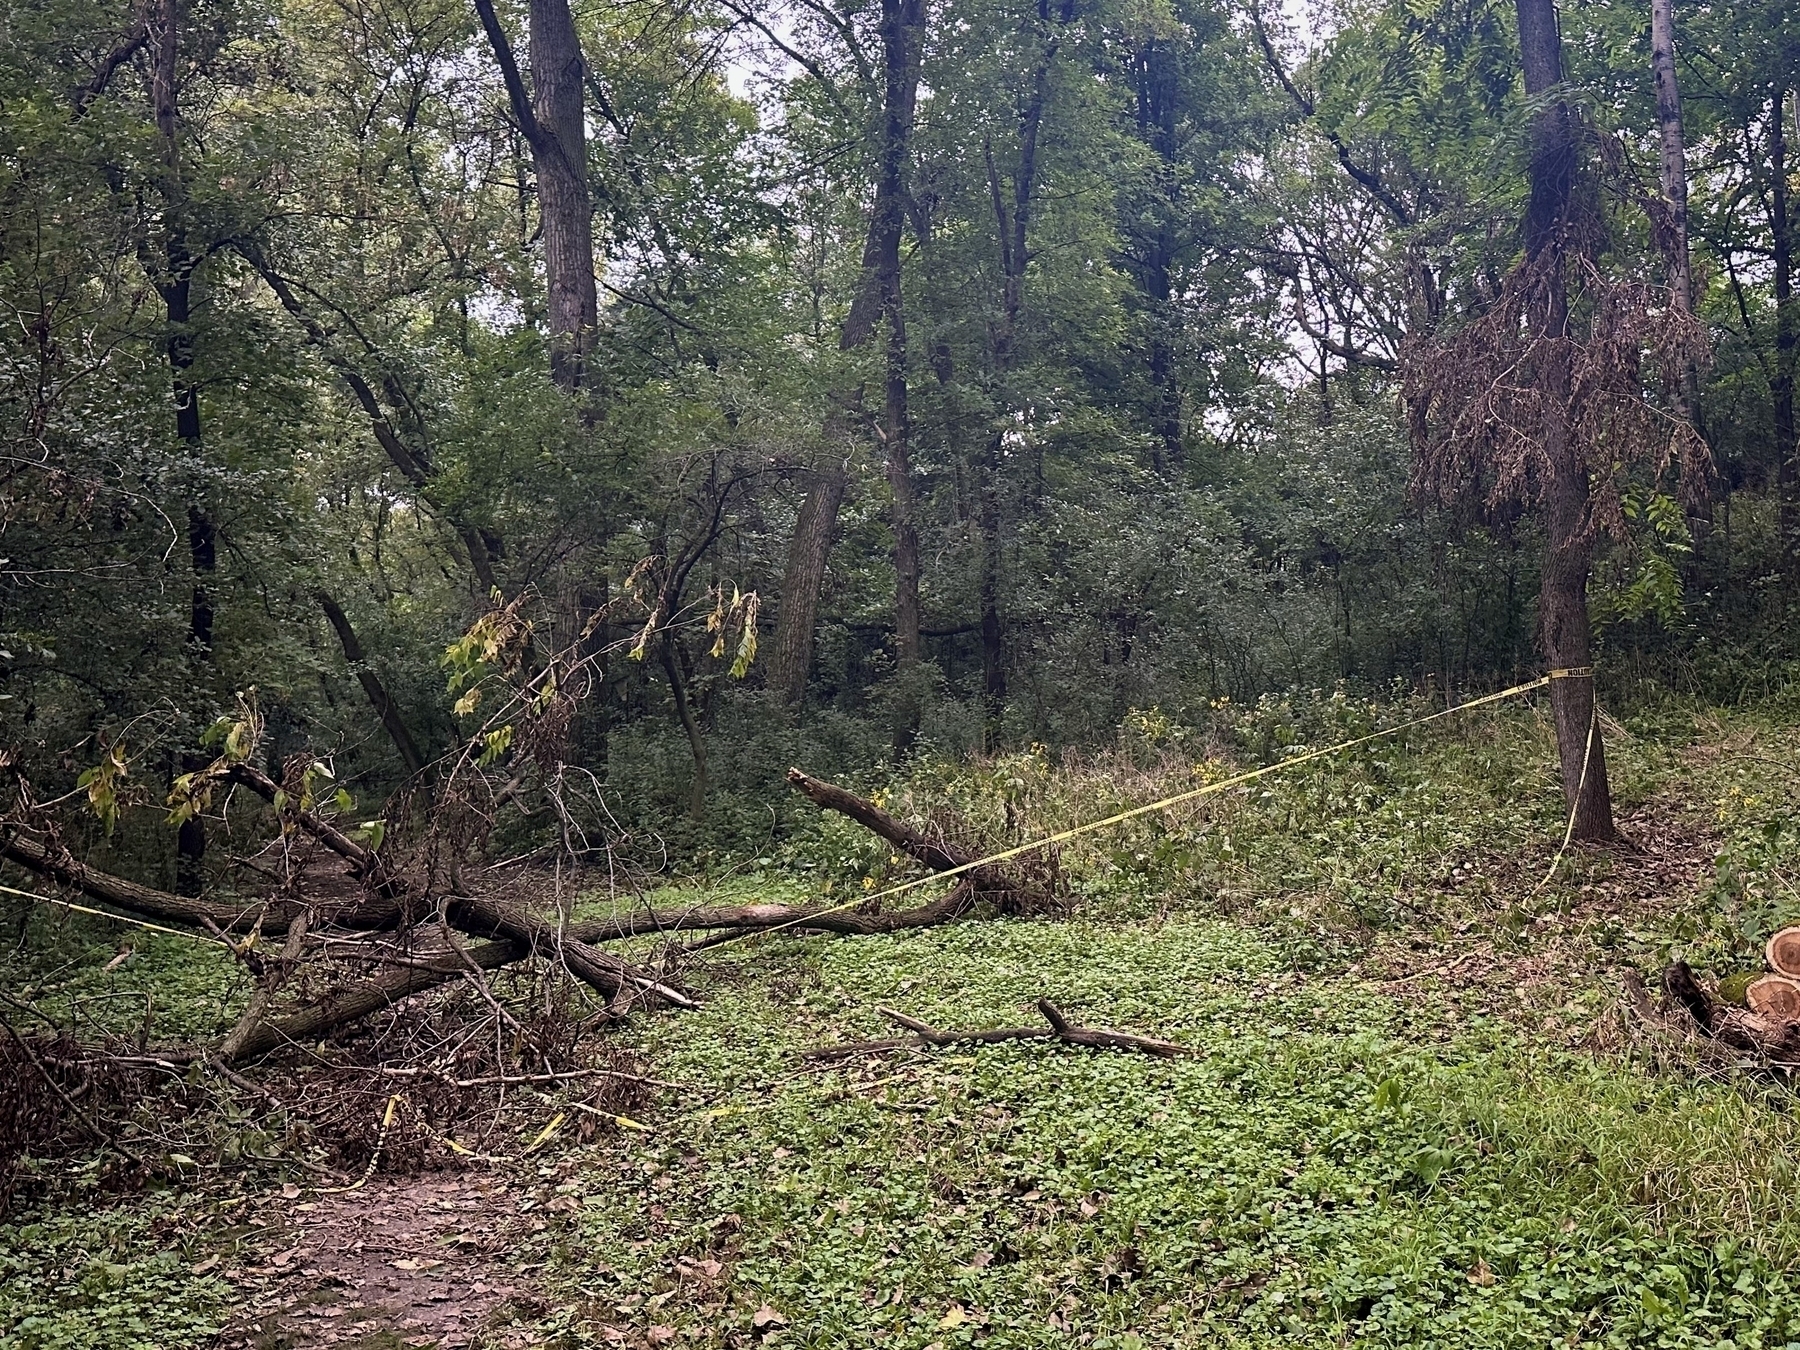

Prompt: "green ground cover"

[550,918,1800,1349]
[3,696,1798,1348]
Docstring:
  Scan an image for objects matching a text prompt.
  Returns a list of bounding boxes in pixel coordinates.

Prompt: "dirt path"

[214,1172,542,1349]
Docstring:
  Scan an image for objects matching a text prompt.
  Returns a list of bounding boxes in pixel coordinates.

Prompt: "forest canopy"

[7,0,1800,1343]
[2,0,1795,867]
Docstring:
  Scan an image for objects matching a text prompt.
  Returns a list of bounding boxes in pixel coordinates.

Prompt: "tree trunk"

[660,643,708,819]
[1134,38,1184,474]
[978,439,1006,745]
[768,464,847,709]
[873,0,926,752]
[530,0,598,391]
[568,580,609,772]
[972,11,1064,746]
[152,0,214,895]
[1650,0,1709,548]
[474,0,598,393]
[1773,91,1797,572]
[1515,0,1615,841]
[1649,0,1692,317]
[316,592,428,778]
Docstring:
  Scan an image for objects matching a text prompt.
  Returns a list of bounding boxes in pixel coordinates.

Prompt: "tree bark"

[768,463,847,709]
[867,0,927,751]
[1650,0,1707,545]
[1649,0,1692,318]
[316,592,428,779]
[150,0,214,895]
[475,0,599,393]
[1773,91,1797,571]
[1515,0,1614,841]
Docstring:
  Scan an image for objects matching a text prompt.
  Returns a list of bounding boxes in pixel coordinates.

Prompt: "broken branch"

[803,1000,1194,1061]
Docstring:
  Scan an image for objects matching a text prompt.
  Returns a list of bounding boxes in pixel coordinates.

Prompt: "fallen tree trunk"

[226,936,525,1063]
[225,764,690,1012]
[447,892,693,1011]
[785,767,1053,913]
[804,998,1194,1061]
[566,881,977,942]
[1,831,305,934]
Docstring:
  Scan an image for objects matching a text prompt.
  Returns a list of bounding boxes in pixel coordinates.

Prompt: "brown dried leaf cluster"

[1404,252,1710,533]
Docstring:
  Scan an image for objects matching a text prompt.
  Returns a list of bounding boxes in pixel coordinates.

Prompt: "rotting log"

[784,767,1053,913]
[1660,960,1800,1063]
[803,998,1194,1061]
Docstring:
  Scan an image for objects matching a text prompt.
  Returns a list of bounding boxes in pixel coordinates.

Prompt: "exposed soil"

[1354,779,1722,1035]
[214,1172,541,1350]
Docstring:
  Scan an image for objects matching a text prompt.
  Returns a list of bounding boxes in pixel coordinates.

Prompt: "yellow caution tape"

[522,1111,566,1155]
[0,882,225,944]
[760,670,1585,938]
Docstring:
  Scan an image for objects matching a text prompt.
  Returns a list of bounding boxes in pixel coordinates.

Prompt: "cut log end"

[1766,927,1800,980]
[1746,974,1800,1022]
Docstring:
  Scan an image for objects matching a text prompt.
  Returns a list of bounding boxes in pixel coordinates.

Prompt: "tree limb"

[316,591,429,779]
[802,1000,1194,1061]
[1,831,299,934]
[785,768,1052,911]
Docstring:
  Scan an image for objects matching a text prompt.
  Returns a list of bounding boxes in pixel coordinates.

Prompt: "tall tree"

[1649,0,1693,319]
[873,0,927,746]
[1409,0,1705,842]
[475,0,600,392]
[1511,0,1615,840]
[1774,91,1798,567]
[149,0,217,893]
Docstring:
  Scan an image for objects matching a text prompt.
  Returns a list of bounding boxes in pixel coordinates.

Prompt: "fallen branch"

[569,880,977,942]
[224,936,527,1063]
[369,1065,680,1090]
[447,893,694,1012]
[803,999,1194,1061]
[218,909,311,1063]
[1,831,299,934]
[226,764,690,1012]
[785,768,1053,914]
[0,994,145,1168]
